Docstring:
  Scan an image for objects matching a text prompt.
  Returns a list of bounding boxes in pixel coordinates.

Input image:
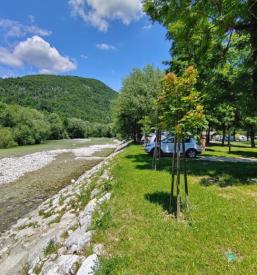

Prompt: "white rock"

[79,199,97,230]
[77,254,99,275]
[100,170,110,181]
[93,244,104,256]
[65,230,93,254]
[57,247,67,255]
[59,212,77,227]
[12,218,29,230]
[98,193,111,205]
[90,188,100,199]
[41,255,83,275]
[14,227,35,240]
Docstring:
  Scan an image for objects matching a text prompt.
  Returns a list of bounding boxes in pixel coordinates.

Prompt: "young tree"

[157,66,206,220]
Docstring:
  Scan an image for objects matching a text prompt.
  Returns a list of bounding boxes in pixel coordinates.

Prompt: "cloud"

[96,43,116,50]
[142,23,152,30]
[69,0,143,31]
[80,54,88,59]
[0,47,23,67]
[0,18,51,38]
[0,36,76,74]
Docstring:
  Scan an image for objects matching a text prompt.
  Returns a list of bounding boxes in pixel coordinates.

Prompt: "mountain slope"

[0,75,118,123]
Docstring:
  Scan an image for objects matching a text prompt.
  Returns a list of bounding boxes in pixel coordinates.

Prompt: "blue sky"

[0,0,170,91]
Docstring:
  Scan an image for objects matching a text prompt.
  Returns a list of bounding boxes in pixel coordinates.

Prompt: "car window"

[185,138,191,143]
[166,137,174,143]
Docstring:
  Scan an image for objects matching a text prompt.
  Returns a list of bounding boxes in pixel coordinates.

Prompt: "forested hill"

[0,75,118,123]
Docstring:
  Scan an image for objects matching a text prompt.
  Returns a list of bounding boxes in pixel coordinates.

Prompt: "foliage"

[47,113,67,140]
[0,75,118,123]
[0,127,16,148]
[66,117,88,138]
[143,0,257,147]
[0,102,50,147]
[158,67,206,138]
[43,239,59,256]
[113,65,163,142]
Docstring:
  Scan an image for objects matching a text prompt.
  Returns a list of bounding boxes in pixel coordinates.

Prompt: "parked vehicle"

[144,135,202,158]
[236,135,247,141]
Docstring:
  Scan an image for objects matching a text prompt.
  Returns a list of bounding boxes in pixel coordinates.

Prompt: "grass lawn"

[203,141,257,159]
[0,138,114,158]
[93,145,257,274]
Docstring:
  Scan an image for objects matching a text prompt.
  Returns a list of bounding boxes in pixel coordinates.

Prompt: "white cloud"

[142,23,152,30]
[80,54,88,59]
[0,47,23,67]
[0,18,51,38]
[0,36,76,74]
[69,0,143,31]
[96,43,116,50]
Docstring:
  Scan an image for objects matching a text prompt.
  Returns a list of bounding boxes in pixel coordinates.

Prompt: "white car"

[145,136,202,158]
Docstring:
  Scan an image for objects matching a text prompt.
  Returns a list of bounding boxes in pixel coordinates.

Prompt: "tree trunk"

[169,136,177,212]
[222,128,226,146]
[152,130,158,170]
[206,122,211,146]
[250,126,256,148]
[228,128,231,153]
[233,129,236,141]
[182,140,189,210]
[176,139,181,221]
[249,1,257,149]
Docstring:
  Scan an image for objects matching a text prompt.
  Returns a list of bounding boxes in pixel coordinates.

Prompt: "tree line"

[142,0,257,147]
[0,102,114,148]
[113,1,257,148]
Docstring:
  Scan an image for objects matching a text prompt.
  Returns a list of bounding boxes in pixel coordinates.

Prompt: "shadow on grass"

[205,147,257,158]
[229,150,257,158]
[144,191,177,215]
[126,152,257,188]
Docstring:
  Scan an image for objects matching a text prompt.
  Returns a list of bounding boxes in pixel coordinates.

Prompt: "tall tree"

[113,65,163,142]
[144,0,257,146]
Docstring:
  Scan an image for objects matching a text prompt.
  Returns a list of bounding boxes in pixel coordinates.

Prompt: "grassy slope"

[0,75,118,123]
[94,145,257,274]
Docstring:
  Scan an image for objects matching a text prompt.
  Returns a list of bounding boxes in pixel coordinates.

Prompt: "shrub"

[0,128,16,148]
[66,117,87,138]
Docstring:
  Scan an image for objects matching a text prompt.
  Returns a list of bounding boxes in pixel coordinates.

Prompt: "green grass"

[203,141,257,158]
[0,138,114,158]
[43,239,59,256]
[95,145,257,274]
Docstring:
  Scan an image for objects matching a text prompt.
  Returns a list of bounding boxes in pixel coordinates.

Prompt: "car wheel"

[186,149,197,158]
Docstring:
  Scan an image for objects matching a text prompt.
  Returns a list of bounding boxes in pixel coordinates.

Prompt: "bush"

[66,118,87,138]
[0,128,16,148]
[47,113,67,140]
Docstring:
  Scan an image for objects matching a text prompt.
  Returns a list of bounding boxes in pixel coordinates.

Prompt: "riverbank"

[0,141,128,275]
[0,139,118,233]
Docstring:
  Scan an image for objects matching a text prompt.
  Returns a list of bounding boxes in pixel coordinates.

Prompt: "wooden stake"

[169,136,177,212]
[182,140,189,211]
[176,138,181,220]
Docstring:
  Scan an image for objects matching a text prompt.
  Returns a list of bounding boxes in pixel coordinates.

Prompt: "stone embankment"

[0,141,128,275]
